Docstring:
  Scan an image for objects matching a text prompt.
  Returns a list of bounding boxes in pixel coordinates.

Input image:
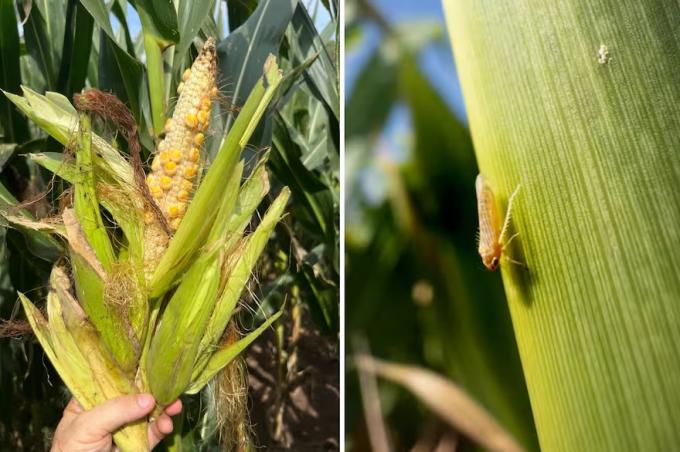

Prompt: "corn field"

[0,0,338,450]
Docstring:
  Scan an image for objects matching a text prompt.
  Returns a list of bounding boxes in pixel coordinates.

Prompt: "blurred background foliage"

[345,0,538,450]
[0,0,338,449]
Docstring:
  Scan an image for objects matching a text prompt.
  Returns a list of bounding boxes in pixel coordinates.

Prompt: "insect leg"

[503,254,528,269]
[499,184,521,244]
[502,232,520,249]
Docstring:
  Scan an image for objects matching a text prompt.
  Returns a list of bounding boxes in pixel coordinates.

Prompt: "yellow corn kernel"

[144,211,155,224]
[177,190,190,202]
[197,110,209,125]
[160,175,172,190]
[146,174,155,185]
[169,149,182,162]
[185,112,198,128]
[188,147,200,162]
[183,68,192,81]
[180,179,193,192]
[184,165,198,178]
[170,218,181,230]
[151,156,161,171]
[201,98,211,110]
[159,150,171,163]
[149,182,162,198]
[193,133,205,146]
[177,82,184,94]
[167,203,181,218]
[164,119,173,133]
[211,87,218,97]
[163,161,177,175]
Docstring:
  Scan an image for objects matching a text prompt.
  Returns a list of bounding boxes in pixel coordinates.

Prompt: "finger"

[64,398,84,415]
[58,398,84,429]
[148,414,174,449]
[78,394,155,434]
[163,399,183,417]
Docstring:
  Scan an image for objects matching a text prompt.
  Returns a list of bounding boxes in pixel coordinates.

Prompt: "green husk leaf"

[186,306,284,394]
[48,266,147,451]
[196,188,290,365]
[74,113,115,271]
[147,250,223,405]
[63,209,139,373]
[3,87,134,186]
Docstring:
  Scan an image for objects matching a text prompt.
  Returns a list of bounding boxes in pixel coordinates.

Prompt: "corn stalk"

[2,45,288,450]
[443,1,680,450]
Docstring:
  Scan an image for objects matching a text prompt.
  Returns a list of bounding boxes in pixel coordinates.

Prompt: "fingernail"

[137,394,154,408]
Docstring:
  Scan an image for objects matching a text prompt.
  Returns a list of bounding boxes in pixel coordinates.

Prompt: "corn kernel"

[201,98,211,110]
[159,151,171,163]
[197,110,209,125]
[167,203,181,218]
[144,211,155,224]
[170,218,181,230]
[164,119,173,133]
[185,113,198,128]
[163,161,177,175]
[177,82,184,94]
[149,182,162,198]
[211,87,218,97]
[160,175,172,190]
[183,68,192,81]
[188,147,200,162]
[168,202,187,218]
[177,190,190,202]
[193,133,205,146]
[180,179,193,191]
[184,164,198,178]
[151,156,161,171]
[169,149,182,162]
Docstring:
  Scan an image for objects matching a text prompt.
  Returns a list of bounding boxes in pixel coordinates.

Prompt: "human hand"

[51,394,182,452]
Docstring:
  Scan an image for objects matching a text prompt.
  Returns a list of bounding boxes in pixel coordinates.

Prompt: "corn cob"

[145,38,218,231]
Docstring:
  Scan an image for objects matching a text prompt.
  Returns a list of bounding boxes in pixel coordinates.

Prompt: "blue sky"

[346,0,467,123]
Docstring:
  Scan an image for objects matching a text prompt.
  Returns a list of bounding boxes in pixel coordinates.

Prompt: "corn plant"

[1,36,289,450]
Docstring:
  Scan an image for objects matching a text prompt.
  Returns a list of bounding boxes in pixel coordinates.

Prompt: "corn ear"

[145,38,217,230]
[149,55,283,298]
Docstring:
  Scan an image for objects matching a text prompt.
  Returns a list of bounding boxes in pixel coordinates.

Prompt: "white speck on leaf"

[597,44,610,65]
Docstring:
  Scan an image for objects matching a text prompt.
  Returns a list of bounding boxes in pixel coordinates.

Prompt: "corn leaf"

[444,0,680,449]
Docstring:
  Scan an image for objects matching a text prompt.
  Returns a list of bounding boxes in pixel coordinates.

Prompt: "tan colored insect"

[476,174,525,271]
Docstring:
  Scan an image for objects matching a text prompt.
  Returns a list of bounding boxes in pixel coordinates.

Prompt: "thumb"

[78,394,156,434]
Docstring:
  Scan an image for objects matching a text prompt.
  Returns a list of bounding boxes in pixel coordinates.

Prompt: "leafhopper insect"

[475,174,525,271]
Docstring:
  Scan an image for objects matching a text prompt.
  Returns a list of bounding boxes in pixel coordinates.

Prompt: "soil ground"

[248,306,339,451]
